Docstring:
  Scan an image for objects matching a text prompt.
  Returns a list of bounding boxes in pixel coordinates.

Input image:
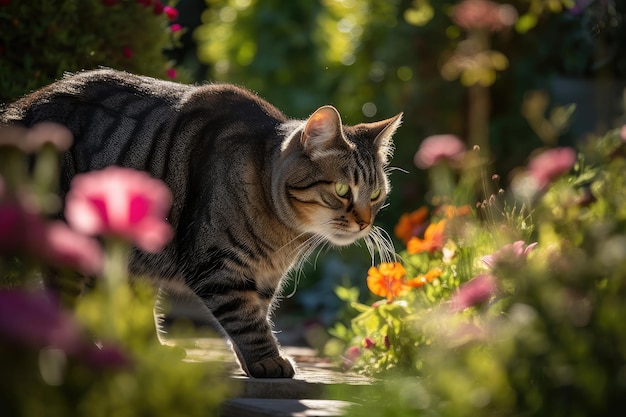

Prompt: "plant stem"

[102,237,129,339]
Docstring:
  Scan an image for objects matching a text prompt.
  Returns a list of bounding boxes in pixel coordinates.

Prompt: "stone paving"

[162,291,370,416]
[169,337,371,417]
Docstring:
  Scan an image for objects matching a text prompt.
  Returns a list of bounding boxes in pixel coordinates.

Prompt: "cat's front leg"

[196,284,295,378]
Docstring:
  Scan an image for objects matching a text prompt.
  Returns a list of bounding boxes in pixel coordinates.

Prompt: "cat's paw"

[248,356,295,378]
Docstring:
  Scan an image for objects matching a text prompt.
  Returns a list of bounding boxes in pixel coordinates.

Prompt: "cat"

[0,68,402,378]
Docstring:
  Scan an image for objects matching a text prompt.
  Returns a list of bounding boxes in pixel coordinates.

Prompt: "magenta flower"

[527,147,576,190]
[153,1,164,15]
[0,290,83,352]
[414,134,466,169]
[0,196,103,275]
[166,68,178,79]
[383,335,390,349]
[363,337,376,349]
[481,240,537,269]
[170,23,182,33]
[164,6,178,20]
[42,221,104,276]
[0,199,39,254]
[0,290,130,369]
[65,167,173,253]
[122,47,133,59]
[449,274,497,312]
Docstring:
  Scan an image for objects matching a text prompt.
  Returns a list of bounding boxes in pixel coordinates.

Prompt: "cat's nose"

[353,206,371,230]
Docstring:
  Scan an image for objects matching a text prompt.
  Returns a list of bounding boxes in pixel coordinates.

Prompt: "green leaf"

[515,14,538,34]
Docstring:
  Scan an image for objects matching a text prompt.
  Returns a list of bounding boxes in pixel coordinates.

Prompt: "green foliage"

[0,0,184,103]
[326,103,626,415]
[0,124,233,417]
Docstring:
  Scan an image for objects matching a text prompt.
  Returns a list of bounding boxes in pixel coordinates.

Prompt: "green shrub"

[0,0,184,102]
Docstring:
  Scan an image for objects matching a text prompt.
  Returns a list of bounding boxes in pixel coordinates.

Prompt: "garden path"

[173,337,371,417]
[162,287,371,416]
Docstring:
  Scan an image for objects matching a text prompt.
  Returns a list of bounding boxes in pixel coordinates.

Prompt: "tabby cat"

[0,69,402,378]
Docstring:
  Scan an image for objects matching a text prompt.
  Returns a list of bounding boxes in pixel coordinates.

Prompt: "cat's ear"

[371,112,403,165]
[301,105,350,156]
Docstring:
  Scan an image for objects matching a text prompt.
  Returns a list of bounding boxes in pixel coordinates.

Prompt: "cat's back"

[1,69,284,174]
[1,69,189,124]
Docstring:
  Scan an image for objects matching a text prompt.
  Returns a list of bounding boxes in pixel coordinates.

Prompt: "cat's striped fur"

[1,69,402,378]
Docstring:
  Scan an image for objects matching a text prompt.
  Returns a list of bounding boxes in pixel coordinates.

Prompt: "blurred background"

[2,0,625,345]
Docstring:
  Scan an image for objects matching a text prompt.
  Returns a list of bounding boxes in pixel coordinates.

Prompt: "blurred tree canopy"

[193,0,626,224]
[2,0,624,226]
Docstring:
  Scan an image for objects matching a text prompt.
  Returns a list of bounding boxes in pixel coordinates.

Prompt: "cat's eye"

[370,188,381,201]
[335,182,350,197]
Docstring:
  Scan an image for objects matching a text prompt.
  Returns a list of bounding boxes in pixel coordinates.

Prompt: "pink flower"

[481,240,537,269]
[383,335,390,349]
[170,23,182,33]
[0,290,130,369]
[42,221,104,276]
[166,68,178,79]
[122,47,133,59]
[620,125,626,142]
[452,0,517,32]
[65,167,173,253]
[0,198,47,255]
[449,274,497,312]
[164,6,178,20]
[363,337,376,349]
[0,122,73,153]
[414,134,466,169]
[527,147,576,190]
[0,290,83,352]
[0,196,103,275]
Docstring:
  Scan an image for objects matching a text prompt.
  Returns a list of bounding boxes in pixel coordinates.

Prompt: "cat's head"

[275,105,402,247]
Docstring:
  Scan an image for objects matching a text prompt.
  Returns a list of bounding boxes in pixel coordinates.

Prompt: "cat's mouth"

[327,228,370,246]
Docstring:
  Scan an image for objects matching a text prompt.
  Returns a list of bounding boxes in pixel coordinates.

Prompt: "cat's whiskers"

[364,225,398,265]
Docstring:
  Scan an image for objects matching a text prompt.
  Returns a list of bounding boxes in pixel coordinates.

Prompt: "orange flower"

[439,204,471,219]
[407,219,447,254]
[394,207,429,244]
[367,262,407,300]
[406,268,443,289]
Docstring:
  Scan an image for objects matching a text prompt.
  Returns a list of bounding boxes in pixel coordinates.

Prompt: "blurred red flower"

[65,167,173,253]
[414,134,466,169]
[481,240,537,270]
[527,147,576,190]
[166,68,178,79]
[452,0,517,32]
[0,289,130,369]
[0,195,102,275]
[164,6,178,20]
[449,274,497,312]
